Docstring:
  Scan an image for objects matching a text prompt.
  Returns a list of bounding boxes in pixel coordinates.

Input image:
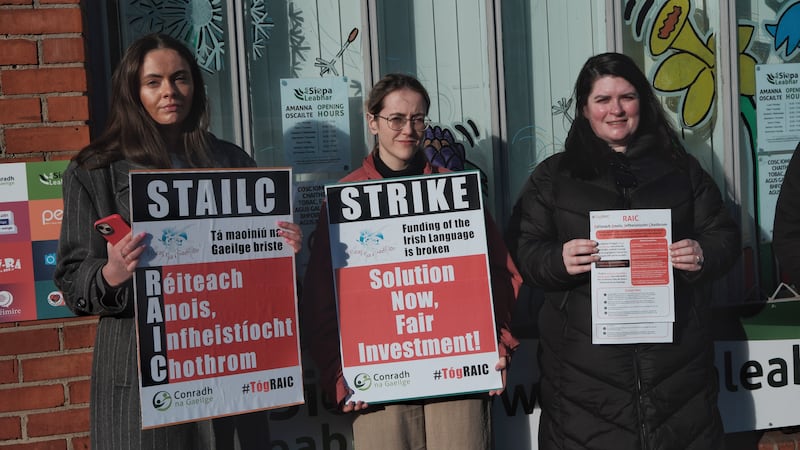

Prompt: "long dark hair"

[562,52,685,179]
[76,33,213,169]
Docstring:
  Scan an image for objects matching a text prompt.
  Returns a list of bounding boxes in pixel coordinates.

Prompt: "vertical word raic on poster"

[130,168,304,428]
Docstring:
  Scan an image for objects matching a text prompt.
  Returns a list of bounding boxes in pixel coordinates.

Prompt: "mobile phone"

[94,214,131,245]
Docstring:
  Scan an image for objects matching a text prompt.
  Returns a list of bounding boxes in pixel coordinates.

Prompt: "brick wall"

[0,319,96,449]
[0,0,89,162]
[1,0,97,448]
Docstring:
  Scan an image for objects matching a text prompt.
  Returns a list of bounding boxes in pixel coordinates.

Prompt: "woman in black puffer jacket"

[507,52,740,450]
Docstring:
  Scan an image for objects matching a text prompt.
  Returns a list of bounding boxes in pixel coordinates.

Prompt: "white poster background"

[716,338,800,432]
[131,168,304,428]
[0,162,28,202]
[326,171,503,403]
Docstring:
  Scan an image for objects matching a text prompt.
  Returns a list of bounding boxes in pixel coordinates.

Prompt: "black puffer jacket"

[507,142,740,450]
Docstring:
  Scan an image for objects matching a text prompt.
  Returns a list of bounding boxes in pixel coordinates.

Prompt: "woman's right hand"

[101,232,147,287]
[342,400,369,413]
[562,239,600,275]
[341,386,369,412]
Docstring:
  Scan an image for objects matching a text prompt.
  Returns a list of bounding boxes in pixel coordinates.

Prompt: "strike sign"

[325,171,503,403]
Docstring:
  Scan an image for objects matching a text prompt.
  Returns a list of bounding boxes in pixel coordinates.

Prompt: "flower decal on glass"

[422,120,489,193]
[250,0,276,59]
[288,3,310,77]
[126,0,225,73]
[551,97,574,131]
[765,1,800,59]
[648,0,756,128]
[423,126,466,171]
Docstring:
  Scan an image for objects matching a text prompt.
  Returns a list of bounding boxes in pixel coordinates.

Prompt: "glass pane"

[618,0,763,301]
[376,0,501,213]
[620,1,727,182]
[735,0,800,294]
[117,0,238,142]
[501,0,607,206]
[242,0,365,171]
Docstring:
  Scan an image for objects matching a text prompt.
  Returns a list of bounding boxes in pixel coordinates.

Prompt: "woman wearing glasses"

[506,53,739,449]
[303,73,521,449]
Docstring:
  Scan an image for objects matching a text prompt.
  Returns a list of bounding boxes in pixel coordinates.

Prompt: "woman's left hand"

[488,356,509,396]
[277,221,303,254]
[670,238,704,272]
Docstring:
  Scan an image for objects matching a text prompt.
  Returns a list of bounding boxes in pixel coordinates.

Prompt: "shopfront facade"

[84,1,797,303]
[5,0,799,447]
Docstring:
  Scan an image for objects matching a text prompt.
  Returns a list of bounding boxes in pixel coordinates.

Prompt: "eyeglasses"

[374,114,431,132]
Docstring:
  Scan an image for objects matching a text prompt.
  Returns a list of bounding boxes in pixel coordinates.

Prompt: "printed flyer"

[280,76,351,172]
[754,63,800,241]
[590,209,674,344]
[326,171,502,403]
[130,168,303,428]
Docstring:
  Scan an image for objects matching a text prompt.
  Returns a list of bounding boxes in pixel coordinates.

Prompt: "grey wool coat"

[54,138,256,450]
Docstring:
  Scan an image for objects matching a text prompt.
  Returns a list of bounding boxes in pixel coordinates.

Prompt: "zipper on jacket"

[623,186,632,209]
[633,346,648,449]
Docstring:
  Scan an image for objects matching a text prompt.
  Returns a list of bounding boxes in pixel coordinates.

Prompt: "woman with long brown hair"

[55,33,301,449]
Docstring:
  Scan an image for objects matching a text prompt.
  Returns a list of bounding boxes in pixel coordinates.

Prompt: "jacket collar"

[358,150,438,180]
[108,159,146,223]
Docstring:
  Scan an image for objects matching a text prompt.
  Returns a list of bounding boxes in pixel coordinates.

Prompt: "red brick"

[33,318,78,328]
[27,408,89,437]
[70,435,90,450]
[0,0,32,4]
[49,151,78,161]
[0,416,22,440]
[5,126,89,153]
[62,322,96,350]
[68,379,90,404]
[0,39,37,65]
[46,96,88,122]
[0,98,41,124]
[0,327,59,356]
[0,359,20,384]
[21,352,93,381]
[2,68,86,95]
[0,155,47,163]
[41,0,80,3]
[42,38,85,64]
[0,384,64,413]
[0,8,82,34]
[0,439,68,450]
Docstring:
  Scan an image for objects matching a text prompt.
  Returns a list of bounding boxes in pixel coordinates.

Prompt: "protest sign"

[325,171,502,403]
[130,168,303,428]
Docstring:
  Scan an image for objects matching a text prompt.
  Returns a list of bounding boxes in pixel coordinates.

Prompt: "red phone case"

[94,214,131,245]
